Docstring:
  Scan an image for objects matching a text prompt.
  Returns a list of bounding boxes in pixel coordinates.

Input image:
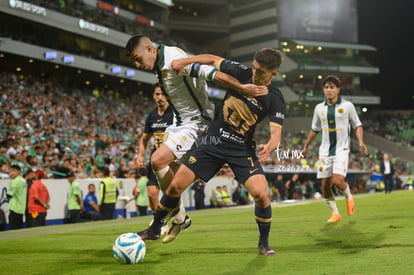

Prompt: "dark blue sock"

[149,194,180,233]
[255,205,272,247]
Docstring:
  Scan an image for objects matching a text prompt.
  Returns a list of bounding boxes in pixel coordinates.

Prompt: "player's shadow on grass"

[315,221,386,255]
[217,255,269,275]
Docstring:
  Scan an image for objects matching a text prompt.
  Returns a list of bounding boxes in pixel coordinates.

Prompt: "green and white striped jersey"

[311,97,362,157]
[155,44,216,127]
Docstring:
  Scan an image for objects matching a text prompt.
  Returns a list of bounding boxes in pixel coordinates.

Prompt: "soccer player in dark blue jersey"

[137,48,285,256]
[136,83,173,213]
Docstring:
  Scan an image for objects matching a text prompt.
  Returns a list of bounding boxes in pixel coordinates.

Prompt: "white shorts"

[316,152,349,179]
[164,121,208,161]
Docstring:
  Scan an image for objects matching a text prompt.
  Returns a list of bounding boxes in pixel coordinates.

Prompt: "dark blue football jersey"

[206,59,286,153]
[144,105,173,149]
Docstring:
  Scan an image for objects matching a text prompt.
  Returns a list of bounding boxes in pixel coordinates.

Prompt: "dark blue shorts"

[146,161,160,188]
[183,143,264,184]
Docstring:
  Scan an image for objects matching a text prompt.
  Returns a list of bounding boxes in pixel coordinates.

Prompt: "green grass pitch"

[1,191,414,274]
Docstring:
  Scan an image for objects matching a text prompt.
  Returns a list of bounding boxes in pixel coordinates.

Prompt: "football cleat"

[259,245,276,256]
[162,215,192,243]
[327,214,342,223]
[135,228,160,241]
[160,224,170,236]
[161,206,180,225]
[346,198,355,216]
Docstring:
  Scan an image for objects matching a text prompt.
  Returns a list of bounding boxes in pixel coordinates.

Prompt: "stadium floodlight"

[62,56,75,64]
[111,66,121,74]
[44,51,57,60]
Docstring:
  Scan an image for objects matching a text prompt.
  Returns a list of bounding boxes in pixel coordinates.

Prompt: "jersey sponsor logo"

[219,128,246,144]
[151,122,169,128]
[188,156,197,164]
[274,112,285,119]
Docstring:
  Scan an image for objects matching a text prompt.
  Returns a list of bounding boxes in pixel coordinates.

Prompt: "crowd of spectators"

[363,111,414,149]
[0,72,152,179]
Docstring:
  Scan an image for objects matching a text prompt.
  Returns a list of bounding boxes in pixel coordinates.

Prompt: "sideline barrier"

[0,177,238,226]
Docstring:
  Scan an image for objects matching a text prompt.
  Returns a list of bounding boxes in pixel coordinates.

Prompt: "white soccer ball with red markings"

[113,233,146,264]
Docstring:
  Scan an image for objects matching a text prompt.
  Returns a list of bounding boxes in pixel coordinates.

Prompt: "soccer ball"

[112,233,146,264]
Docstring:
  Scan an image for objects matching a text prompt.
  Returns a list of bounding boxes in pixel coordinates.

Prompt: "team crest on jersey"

[188,156,197,164]
[162,70,168,78]
[338,108,344,114]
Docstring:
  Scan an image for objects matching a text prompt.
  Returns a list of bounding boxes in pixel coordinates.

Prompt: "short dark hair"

[125,34,148,58]
[322,75,341,88]
[153,82,160,91]
[254,48,282,71]
[10,165,21,171]
[102,167,110,177]
[138,167,147,177]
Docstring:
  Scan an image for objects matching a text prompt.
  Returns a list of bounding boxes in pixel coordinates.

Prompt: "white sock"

[173,197,186,224]
[340,183,353,201]
[325,197,339,215]
[154,165,172,192]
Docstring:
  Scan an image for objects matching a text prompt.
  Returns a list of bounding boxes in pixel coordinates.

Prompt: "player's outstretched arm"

[214,71,268,97]
[172,54,268,97]
[172,54,222,74]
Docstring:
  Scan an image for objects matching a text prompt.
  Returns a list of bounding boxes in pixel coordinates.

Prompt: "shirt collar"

[156,44,165,70]
[324,96,342,106]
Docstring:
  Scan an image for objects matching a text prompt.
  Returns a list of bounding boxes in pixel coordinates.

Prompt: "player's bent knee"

[150,154,164,171]
[166,182,182,197]
[251,192,269,205]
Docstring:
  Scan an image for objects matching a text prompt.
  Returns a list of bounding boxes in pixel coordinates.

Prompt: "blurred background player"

[302,75,368,223]
[125,34,267,243]
[136,83,173,213]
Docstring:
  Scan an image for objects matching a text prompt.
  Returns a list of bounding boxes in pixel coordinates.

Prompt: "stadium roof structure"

[290,40,377,51]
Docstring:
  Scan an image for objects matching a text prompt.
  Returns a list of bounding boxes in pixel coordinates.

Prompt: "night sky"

[357,0,414,110]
